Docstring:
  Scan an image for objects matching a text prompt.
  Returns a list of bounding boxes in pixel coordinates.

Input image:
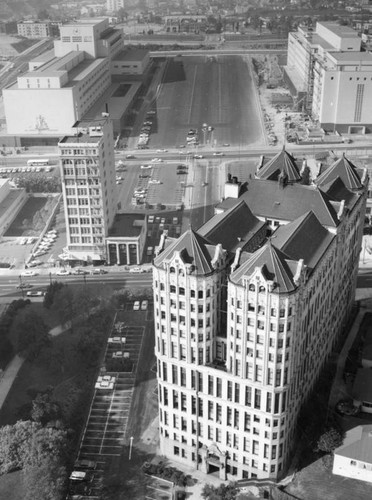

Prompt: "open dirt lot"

[147,55,266,149]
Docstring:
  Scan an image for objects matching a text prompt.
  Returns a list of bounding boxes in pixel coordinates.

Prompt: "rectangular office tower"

[152,149,367,481]
[58,118,116,262]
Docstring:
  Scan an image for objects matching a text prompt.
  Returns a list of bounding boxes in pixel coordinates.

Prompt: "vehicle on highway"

[139,174,150,178]
[72,268,89,275]
[26,290,45,297]
[126,154,135,159]
[17,282,32,289]
[202,181,208,186]
[177,170,187,175]
[21,269,38,277]
[27,158,49,167]
[147,110,156,115]
[223,143,230,147]
[151,158,162,162]
[213,152,224,156]
[149,179,162,184]
[129,267,145,274]
[133,300,140,310]
[148,215,154,223]
[156,149,168,153]
[141,300,149,311]
[90,268,108,275]
[194,154,203,159]
[140,164,152,169]
[56,269,70,276]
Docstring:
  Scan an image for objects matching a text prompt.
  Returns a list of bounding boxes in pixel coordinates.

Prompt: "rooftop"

[108,213,145,238]
[335,425,372,463]
[113,49,149,62]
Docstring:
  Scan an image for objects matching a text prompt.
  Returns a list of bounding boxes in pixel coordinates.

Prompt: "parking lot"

[73,315,147,498]
[145,477,173,500]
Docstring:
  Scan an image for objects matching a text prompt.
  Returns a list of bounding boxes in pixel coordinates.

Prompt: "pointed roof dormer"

[315,153,363,191]
[230,242,297,293]
[153,228,222,276]
[255,147,302,183]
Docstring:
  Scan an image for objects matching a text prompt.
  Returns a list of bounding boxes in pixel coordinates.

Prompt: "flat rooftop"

[83,82,141,121]
[319,22,359,38]
[113,49,149,62]
[108,213,145,238]
[329,51,372,63]
[59,118,108,144]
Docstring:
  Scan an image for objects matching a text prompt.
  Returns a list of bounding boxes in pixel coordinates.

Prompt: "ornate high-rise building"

[152,149,367,480]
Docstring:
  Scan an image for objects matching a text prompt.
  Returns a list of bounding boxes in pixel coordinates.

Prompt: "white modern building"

[2,18,124,138]
[284,22,372,131]
[152,149,367,481]
[58,117,117,262]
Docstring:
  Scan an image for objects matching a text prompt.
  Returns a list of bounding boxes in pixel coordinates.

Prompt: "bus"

[27,158,49,167]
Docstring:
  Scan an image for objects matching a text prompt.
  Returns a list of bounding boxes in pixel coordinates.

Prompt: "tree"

[315,428,343,453]
[202,482,239,500]
[43,281,65,309]
[23,457,66,500]
[51,286,75,327]
[31,390,62,425]
[13,309,50,361]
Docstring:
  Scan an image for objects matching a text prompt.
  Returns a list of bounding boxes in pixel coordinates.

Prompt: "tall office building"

[152,149,367,480]
[285,22,372,132]
[58,117,117,262]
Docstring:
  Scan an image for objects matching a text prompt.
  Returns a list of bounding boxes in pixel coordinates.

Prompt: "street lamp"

[19,275,24,298]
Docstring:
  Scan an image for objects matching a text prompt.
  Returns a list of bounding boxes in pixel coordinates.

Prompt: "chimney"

[230,247,242,273]
[227,173,232,183]
[293,258,304,285]
[337,199,345,220]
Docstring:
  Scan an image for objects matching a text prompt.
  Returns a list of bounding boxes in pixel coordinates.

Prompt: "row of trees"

[0,299,30,369]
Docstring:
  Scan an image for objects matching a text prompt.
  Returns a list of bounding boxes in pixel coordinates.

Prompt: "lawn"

[285,457,372,500]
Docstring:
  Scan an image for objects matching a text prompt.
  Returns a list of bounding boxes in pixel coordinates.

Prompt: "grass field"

[148,55,265,149]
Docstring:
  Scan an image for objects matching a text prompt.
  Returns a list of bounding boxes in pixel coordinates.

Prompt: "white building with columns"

[152,148,367,481]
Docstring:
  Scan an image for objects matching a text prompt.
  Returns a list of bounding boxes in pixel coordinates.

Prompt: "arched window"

[259,286,265,293]
[179,269,184,276]
[249,284,255,292]
[170,266,176,273]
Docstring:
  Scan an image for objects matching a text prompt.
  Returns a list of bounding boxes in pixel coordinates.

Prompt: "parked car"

[133,300,140,310]
[140,164,152,169]
[17,283,32,289]
[213,152,224,156]
[26,290,45,297]
[72,268,89,275]
[126,154,135,159]
[74,459,97,470]
[112,351,130,359]
[141,300,149,311]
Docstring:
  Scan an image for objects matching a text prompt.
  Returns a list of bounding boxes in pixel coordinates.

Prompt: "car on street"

[56,269,70,276]
[126,154,135,159]
[149,179,162,184]
[335,400,360,416]
[26,290,45,297]
[90,268,108,275]
[156,149,168,153]
[133,300,140,310]
[213,152,224,156]
[129,267,145,273]
[140,164,151,169]
[177,170,187,175]
[21,270,38,277]
[151,158,163,162]
[17,282,32,289]
[72,268,89,275]
[95,379,114,390]
[139,174,150,178]
[141,300,149,310]
[194,154,203,159]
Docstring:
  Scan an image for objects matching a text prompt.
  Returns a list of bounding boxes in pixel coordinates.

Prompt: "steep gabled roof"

[198,200,266,252]
[256,148,302,183]
[335,425,372,463]
[273,211,335,271]
[319,176,359,208]
[230,242,297,293]
[237,180,340,228]
[153,228,217,275]
[315,154,363,190]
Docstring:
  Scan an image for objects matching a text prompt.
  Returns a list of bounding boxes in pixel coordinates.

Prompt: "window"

[249,284,255,292]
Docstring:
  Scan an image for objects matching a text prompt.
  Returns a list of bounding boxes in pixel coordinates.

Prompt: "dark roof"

[198,200,266,253]
[315,154,364,190]
[273,211,335,271]
[230,242,297,293]
[238,179,341,228]
[256,148,302,183]
[108,213,145,237]
[153,229,218,275]
[320,176,359,207]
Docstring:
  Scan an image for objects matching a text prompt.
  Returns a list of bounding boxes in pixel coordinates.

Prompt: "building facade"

[106,0,125,13]
[284,21,372,131]
[17,20,51,39]
[58,118,117,262]
[153,149,367,481]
